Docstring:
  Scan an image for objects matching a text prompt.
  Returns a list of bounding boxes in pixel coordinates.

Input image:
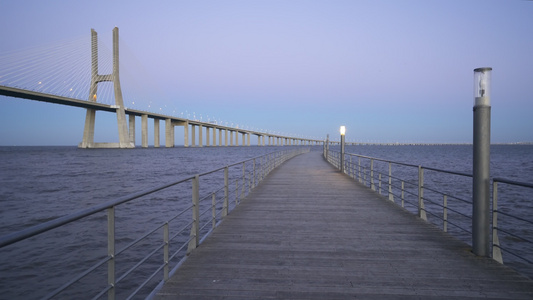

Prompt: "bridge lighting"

[340,126,346,174]
[474,67,491,105]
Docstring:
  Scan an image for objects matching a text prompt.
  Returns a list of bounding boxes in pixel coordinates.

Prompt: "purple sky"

[1,0,532,145]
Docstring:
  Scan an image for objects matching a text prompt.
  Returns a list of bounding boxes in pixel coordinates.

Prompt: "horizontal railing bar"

[168,205,194,223]
[444,194,471,205]
[169,236,194,262]
[494,177,533,189]
[343,151,473,178]
[126,260,166,300]
[91,284,112,300]
[497,210,533,225]
[446,207,472,219]
[423,166,472,177]
[116,242,165,287]
[116,224,164,257]
[344,152,419,168]
[497,246,533,264]
[43,255,111,300]
[497,227,533,244]
[169,221,194,242]
[446,219,472,234]
[199,218,213,233]
[0,176,194,248]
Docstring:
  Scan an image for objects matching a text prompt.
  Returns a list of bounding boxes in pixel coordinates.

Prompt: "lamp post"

[472,67,492,257]
[340,126,346,173]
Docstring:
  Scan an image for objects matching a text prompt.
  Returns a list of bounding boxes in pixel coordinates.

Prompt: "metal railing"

[0,147,309,300]
[325,148,533,277]
[492,178,533,266]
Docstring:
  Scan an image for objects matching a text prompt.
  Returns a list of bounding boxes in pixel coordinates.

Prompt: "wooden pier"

[154,151,533,299]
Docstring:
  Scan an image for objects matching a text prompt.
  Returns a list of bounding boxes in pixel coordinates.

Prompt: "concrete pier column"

[224,129,228,146]
[218,129,222,146]
[199,125,203,147]
[183,121,189,147]
[141,115,148,148]
[129,115,135,146]
[154,119,160,148]
[229,130,233,146]
[165,118,174,147]
[213,128,217,146]
[191,125,196,147]
[206,127,210,146]
[235,131,239,146]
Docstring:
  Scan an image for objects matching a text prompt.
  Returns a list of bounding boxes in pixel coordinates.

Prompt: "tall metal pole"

[340,126,346,173]
[472,67,492,256]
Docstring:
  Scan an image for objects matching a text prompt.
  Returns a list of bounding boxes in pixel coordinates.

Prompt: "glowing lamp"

[340,126,346,136]
[474,67,492,106]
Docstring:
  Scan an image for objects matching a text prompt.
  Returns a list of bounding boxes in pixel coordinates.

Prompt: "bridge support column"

[229,131,233,146]
[199,125,203,147]
[129,115,135,146]
[225,130,228,146]
[154,119,160,147]
[183,121,189,147]
[191,125,196,147]
[80,109,96,148]
[141,115,148,148]
[79,27,133,148]
[206,127,210,146]
[165,118,174,147]
[213,128,216,146]
[219,129,223,146]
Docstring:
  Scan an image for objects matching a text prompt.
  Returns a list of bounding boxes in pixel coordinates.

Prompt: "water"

[1,145,532,299]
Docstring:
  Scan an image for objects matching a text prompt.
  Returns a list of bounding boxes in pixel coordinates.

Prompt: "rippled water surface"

[1,145,532,299]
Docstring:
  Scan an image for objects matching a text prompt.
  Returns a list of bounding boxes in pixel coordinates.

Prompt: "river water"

[0,144,532,299]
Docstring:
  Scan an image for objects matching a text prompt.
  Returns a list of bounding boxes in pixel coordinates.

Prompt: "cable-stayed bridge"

[0,27,323,148]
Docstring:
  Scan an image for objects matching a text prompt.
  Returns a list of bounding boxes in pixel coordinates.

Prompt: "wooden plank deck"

[154,151,533,299]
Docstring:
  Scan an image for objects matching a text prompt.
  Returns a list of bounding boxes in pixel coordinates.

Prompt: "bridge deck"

[154,151,533,299]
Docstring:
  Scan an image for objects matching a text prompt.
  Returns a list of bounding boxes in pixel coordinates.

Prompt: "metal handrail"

[492,178,533,266]
[326,148,532,277]
[0,147,309,300]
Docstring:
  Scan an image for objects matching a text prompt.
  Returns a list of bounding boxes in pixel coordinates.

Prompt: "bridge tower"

[79,27,133,148]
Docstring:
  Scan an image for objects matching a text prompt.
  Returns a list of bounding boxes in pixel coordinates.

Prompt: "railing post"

[163,222,169,281]
[401,181,405,208]
[241,162,246,201]
[388,162,393,202]
[492,181,503,263]
[253,158,256,188]
[378,173,382,194]
[235,178,239,205]
[443,195,448,232]
[107,207,115,300]
[418,166,427,221]
[370,159,375,191]
[212,193,216,229]
[358,157,361,183]
[223,167,229,217]
[349,156,353,178]
[188,175,200,254]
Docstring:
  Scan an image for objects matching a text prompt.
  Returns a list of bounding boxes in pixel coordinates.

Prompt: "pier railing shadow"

[0,147,309,300]
[325,148,533,280]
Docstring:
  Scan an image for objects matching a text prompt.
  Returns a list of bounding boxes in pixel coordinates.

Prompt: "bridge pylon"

[79,27,134,148]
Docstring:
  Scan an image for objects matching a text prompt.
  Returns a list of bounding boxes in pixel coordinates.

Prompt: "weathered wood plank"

[154,151,533,299]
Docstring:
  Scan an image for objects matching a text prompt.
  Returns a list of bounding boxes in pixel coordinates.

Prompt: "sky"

[0,0,532,145]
